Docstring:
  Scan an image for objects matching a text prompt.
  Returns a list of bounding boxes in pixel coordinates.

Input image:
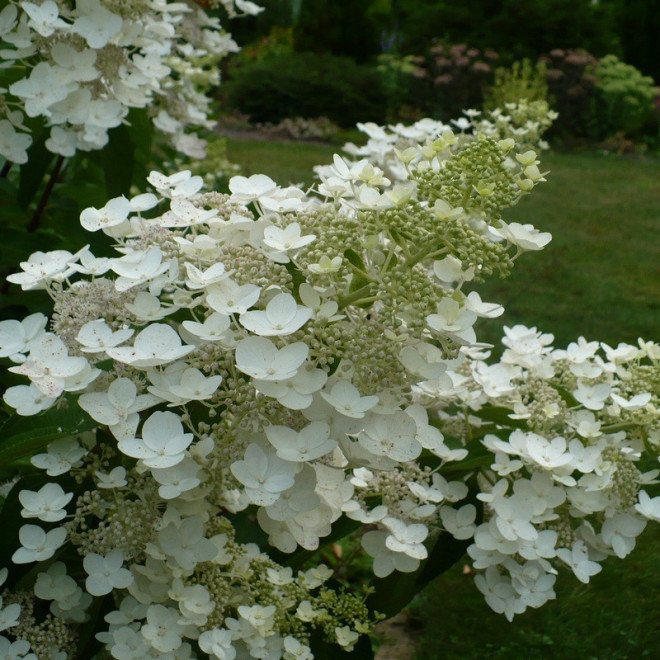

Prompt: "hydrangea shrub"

[0,0,263,164]
[1,107,659,660]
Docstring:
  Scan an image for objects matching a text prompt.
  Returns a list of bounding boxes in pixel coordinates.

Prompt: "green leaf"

[473,405,526,429]
[0,397,97,479]
[416,531,473,588]
[125,107,154,165]
[75,594,114,658]
[283,515,362,568]
[366,568,424,619]
[228,508,271,548]
[344,248,368,273]
[18,132,53,209]
[548,382,579,407]
[99,124,135,197]
[387,227,408,250]
[285,260,307,299]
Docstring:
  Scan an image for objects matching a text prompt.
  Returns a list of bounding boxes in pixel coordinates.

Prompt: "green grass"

[225,137,337,187]
[478,152,660,349]
[225,139,660,658]
[408,527,660,660]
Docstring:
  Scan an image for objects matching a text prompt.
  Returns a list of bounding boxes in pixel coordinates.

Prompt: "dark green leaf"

[474,405,526,429]
[387,227,408,250]
[125,107,154,169]
[366,568,424,619]
[283,515,362,568]
[18,132,53,209]
[0,397,97,479]
[99,124,135,197]
[344,248,368,273]
[285,260,307,299]
[548,382,579,407]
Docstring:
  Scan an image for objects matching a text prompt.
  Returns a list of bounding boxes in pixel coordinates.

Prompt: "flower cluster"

[471,100,557,152]
[439,327,660,619]
[1,110,658,658]
[0,0,262,164]
[334,104,555,186]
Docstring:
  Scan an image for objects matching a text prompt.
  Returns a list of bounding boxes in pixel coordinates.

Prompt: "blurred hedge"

[226,52,387,127]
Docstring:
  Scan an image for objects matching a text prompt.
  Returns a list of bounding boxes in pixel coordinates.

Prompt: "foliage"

[226,52,388,126]
[293,0,380,62]
[366,0,620,61]
[485,59,549,110]
[376,54,427,121]
[227,25,295,69]
[611,0,660,85]
[224,0,298,46]
[592,55,659,139]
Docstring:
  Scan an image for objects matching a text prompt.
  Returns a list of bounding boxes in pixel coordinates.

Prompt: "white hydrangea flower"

[198,628,236,660]
[118,411,193,469]
[83,549,133,596]
[19,483,73,522]
[106,324,194,368]
[382,517,429,560]
[12,525,67,564]
[319,380,378,419]
[265,422,336,462]
[230,444,296,506]
[235,337,308,381]
[31,438,87,476]
[262,223,315,252]
[3,383,57,416]
[240,293,313,337]
[556,541,602,583]
[228,173,278,204]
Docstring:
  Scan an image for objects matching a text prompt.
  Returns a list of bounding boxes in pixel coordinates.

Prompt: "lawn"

[408,525,660,659]
[226,137,338,188]
[476,152,660,349]
[226,137,660,659]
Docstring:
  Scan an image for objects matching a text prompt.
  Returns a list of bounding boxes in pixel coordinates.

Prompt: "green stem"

[28,155,65,233]
[337,283,376,310]
[406,244,448,268]
[600,422,637,433]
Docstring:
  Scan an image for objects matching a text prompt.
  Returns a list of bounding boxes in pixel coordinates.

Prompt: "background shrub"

[484,59,548,109]
[226,52,387,126]
[367,0,620,62]
[376,53,428,121]
[592,54,659,140]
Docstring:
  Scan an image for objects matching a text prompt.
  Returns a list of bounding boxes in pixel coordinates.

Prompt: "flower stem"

[337,283,376,310]
[27,155,65,233]
[0,161,11,178]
